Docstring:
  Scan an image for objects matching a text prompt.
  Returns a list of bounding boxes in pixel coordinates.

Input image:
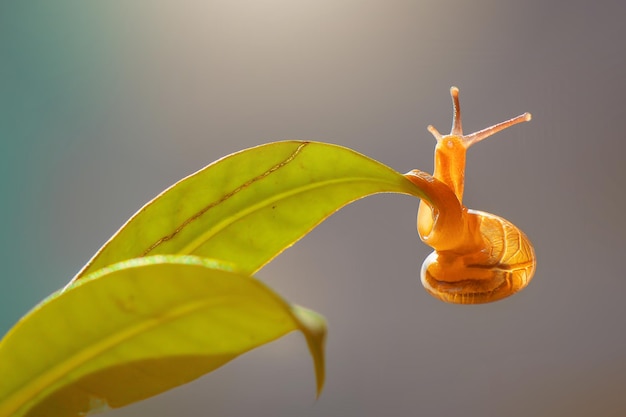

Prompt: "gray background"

[2,1,625,416]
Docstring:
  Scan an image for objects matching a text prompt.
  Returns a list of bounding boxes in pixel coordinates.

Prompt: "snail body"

[405,87,535,304]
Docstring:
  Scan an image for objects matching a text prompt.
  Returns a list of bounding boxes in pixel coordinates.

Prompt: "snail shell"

[420,209,536,304]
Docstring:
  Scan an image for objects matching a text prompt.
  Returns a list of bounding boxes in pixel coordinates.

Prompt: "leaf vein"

[181,177,409,256]
[141,142,310,256]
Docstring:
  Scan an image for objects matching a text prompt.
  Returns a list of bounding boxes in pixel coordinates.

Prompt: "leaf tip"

[290,305,327,398]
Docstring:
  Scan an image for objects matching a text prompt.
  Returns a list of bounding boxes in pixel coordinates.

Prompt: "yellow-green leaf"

[72,141,423,281]
[0,256,326,417]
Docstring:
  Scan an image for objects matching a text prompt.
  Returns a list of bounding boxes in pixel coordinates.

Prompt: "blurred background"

[1,1,625,416]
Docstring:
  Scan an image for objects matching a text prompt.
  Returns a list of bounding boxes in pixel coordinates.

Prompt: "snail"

[405,87,536,304]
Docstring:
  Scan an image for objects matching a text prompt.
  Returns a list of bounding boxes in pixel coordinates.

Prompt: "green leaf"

[0,256,326,417]
[72,141,423,281]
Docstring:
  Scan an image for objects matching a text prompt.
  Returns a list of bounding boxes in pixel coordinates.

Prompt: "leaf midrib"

[173,176,415,256]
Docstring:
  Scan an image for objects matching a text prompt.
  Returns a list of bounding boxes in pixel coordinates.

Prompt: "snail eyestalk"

[405,87,536,304]
[463,112,532,148]
[450,86,462,136]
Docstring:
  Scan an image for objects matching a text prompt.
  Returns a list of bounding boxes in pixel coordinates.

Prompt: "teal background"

[2,1,626,416]
[0,2,113,328]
